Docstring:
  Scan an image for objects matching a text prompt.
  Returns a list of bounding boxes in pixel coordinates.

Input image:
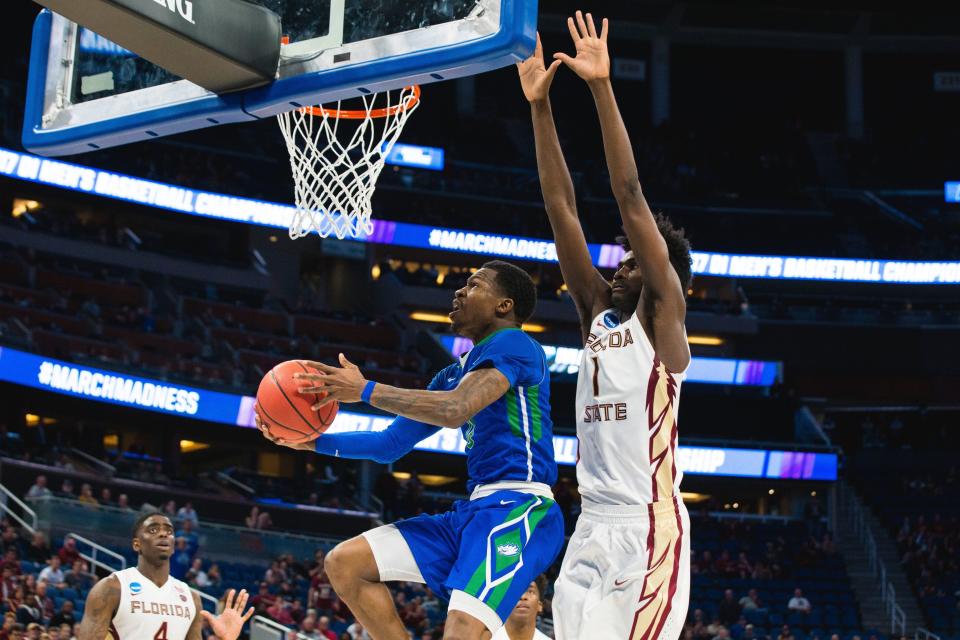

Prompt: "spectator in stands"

[777,625,796,640]
[64,560,94,591]
[0,551,19,576]
[1,566,16,601]
[176,502,199,527]
[116,494,132,512]
[741,624,758,640]
[12,586,39,625]
[718,589,741,625]
[186,558,209,588]
[48,601,75,628]
[176,519,199,556]
[205,564,222,589]
[288,599,305,626]
[57,481,73,499]
[7,624,22,640]
[57,539,79,567]
[297,617,321,640]
[24,534,49,565]
[24,624,40,640]
[316,616,336,640]
[245,507,261,529]
[77,484,98,507]
[309,569,335,612]
[266,599,294,626]
[787,588,811,615]
[25,477,51,500]
[53,456,74,473]
[345,619,371,640]
[250,583,275,615]
[162,500,177,519]
[739,588,762,612]
[0,529,20,558]
[712,628,730,640]
[170,538,192,580]
[99,488,112,506]
[37,558,64,587]
[1,612,16,640]
[27,582,52,623]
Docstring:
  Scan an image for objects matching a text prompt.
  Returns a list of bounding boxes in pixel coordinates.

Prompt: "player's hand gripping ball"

[255,360,338,448]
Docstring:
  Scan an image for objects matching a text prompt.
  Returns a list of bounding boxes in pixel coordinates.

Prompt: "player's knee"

[324,543,352,586]
[325,537,377,587]
[442,611,491,640]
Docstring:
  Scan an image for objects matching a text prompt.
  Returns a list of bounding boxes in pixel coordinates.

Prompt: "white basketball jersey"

[110,568,196,640]
[575,308,685,506]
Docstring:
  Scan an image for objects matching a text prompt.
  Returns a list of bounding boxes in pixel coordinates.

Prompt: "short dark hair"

[532,574,548,601]
[481,260,537,323]
[132,511,168,537]
[616,213,693,292]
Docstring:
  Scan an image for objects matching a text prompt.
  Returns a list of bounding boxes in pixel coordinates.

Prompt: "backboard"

[23,0,537,156]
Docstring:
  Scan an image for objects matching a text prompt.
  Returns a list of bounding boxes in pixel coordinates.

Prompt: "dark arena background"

[1,2,959,640]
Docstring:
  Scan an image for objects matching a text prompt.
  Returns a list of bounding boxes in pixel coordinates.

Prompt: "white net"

[277,86,421,240]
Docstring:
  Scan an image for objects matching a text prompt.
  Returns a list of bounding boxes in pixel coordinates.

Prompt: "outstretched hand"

[295,353,367,407]
[201,589,254,640]
[554,11,610,84]
[517,33,562,103]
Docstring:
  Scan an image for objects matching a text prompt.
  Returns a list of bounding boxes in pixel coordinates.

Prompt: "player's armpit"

[76,576,120,640]
[648,303,691,375]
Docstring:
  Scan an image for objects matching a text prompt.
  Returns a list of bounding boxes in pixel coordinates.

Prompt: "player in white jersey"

[491,576,550,640]
[518,12,693,640]
[77,513,253,640]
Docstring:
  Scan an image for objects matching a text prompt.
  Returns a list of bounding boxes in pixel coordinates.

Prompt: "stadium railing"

[915,628,943,640]
[0,482,38,532]
[28,496,343,562]
[69,447,118,477]
[66,531,126,573]
[251,615,312,640]
[842,483,907,636]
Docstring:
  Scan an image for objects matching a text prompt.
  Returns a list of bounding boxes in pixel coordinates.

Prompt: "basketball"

[255,360,338,444]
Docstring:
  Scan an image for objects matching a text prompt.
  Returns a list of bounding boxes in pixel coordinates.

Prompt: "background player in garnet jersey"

[77,513,252,640]
[518,11,694,640]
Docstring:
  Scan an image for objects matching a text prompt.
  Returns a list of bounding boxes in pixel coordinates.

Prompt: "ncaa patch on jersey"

[602,312,621,329]
[129,581,142,595]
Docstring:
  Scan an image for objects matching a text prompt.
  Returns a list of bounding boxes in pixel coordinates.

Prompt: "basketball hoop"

[277,86,421,240]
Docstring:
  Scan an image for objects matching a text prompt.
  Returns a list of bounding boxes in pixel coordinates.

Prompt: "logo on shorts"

[602,312,620,329]
[496,543,520,557]
[129,581,142,595]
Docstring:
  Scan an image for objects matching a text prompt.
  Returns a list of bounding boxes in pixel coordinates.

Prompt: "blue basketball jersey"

[429,328,557,492]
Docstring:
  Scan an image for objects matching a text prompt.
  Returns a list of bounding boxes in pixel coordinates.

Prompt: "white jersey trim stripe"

[517,386,533,482]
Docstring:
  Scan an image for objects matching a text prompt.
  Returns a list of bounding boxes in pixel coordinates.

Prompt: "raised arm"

[556,12,689,371]
[77,576,120,640]
[518,35,611,330]
[295,355,510,429]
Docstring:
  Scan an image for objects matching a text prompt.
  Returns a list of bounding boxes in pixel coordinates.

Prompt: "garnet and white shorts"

[552,497,690,640]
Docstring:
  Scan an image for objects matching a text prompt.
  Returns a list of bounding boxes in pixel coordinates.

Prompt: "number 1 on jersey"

[592,356,600,397]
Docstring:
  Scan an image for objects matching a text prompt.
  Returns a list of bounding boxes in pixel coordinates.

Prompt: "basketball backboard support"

[23,0,537,157]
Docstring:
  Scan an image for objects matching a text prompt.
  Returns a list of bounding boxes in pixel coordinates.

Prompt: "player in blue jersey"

[258,260,563,640]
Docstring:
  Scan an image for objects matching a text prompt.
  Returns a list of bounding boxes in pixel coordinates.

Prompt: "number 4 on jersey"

[154,622,168,640]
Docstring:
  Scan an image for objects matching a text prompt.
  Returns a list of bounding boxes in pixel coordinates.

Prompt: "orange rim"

[302,86,421,120]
